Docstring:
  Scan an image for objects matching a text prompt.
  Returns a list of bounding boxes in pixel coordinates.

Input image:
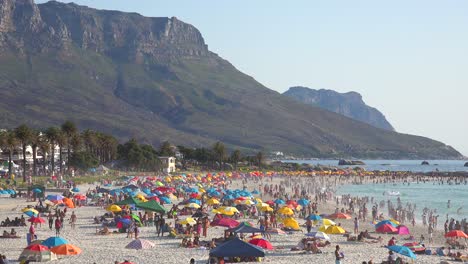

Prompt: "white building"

[159,156,176,173]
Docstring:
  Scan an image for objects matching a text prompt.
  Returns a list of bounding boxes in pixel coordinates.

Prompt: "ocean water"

[283,159,468,173]
[336,182,468,221]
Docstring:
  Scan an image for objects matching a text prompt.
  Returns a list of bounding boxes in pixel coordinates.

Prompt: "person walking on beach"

[354,217,359,234]
[47,213,54,230]
[69,211,77,229]
[54,217,62,237]
[428,224,434,244]
[158,218,165,237]
[335,245,344,264]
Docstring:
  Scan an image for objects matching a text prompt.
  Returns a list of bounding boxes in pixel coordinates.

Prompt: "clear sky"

[37,0,468,156]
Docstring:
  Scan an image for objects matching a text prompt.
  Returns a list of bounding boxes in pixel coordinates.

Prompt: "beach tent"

[210,237,265,258]
[376,223,398,234]
[19,244,58,262]
[135,200,167,213]
[51,244,82,255]
[114,196,143,206]
[125,239,155,250]
[375,220,397,228]
[226,222,264,234]
[396,225,410,235]
[211,217,240,228]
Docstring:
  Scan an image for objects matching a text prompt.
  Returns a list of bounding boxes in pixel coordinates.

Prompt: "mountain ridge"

[0,0,462,159]
[284,86,395,131]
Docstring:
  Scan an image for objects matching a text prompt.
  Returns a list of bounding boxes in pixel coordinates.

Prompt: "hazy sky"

[37,0,468,156]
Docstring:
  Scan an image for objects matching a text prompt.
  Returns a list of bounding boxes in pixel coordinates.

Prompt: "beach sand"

[0,178,460,264]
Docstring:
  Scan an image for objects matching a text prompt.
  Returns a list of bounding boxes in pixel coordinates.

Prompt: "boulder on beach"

[421,161,430,165]
[338,159,365,166]
[464,162,468,167]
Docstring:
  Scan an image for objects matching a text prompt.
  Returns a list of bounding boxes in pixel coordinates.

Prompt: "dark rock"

[283,87,395,131]
[421,161,430,165]
[464,162,468,167]
[338,159,365,166]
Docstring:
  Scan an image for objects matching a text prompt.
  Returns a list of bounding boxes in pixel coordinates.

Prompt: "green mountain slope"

[0,0,462,159]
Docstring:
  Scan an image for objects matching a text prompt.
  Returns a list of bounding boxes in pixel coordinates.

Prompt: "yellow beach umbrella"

[318,225,329,232]
[278,206,294,216]
[325,225,346,234]
[218,206,239,216]
[211,209,221,214]
[207,198,220,205]
[241,200,255,205]
[22,208,39,215]
[106,204,122,213]
[283,217,300,230]
[323,219,336,226]
[185,203,201,209]
[254,198,263,204]
[390,218,400,225]
[179,217,197,225]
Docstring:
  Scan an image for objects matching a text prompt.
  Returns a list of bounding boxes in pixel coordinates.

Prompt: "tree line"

[0,121,264,182]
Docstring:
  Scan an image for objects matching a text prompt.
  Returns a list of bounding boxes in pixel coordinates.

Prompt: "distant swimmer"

[447,200,451,208]
[457,207,463,215]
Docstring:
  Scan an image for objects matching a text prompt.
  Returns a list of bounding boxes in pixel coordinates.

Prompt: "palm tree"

[256,151,264,168]
[30,130,40,177]
[15,124,32,182]
[81,129,98,156]
[4,131,18,178]
[38,133,49,176]
[61,121,77,175]
[212,141,226,170]
[45,127,60,176]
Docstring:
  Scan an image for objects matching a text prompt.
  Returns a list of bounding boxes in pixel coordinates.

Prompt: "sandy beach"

[0,176,464,264]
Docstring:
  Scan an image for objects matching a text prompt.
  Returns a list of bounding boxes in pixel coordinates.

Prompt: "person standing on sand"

[354,217,359,234]
[47,213,54,230]
[69,211,77,229]
[54,217,62,237]
[335,245,344,264]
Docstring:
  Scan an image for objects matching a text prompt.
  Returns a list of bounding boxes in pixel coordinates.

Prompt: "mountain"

[284,87,395,131]
[0,0,462,159]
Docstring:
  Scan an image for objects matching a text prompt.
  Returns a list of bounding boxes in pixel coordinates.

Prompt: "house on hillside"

[159,156,176,173]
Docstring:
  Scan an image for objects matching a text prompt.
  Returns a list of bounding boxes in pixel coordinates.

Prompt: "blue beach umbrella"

[24,211,38,217]
[46,195,64,201]
[42,237,68,248]
[298,199,310,206]
[387,245,417,259]
[71,187,80,192]
[159,197,171,204]
[306,214,322,221]
[252,190,260,195]
[274,199,285,205]
[32,188,42,193]
[375,220,397,228]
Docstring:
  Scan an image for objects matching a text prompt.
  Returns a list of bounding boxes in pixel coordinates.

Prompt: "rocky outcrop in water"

[338,160,366,166]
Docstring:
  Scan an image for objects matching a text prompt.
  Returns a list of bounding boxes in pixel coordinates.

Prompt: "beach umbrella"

[306,214,322,221]
[120,261,135,264]
[277,206,294,216]
[210,217,239,228]
[19,244,57,262]
[305,231,330,240]
[328,213,352,220]
[390,218,400,225]
[249,238,274,250]
[274,199,285,205]
[325,225,346,234]
[32,188,42,193]
[42,237,68,248]
[375,220,397,228]
[206,198,220,205]
[395,225,410,235]
[241,199,255,205]
[30,240,44,246]
[106,204,122,213]
[71,187,80,192]
[116,218,132,228]
[185,203,201,209]
[282,217,300,230]
[387,245,417,259]
[179,217,197,225]
[445,230,468,238]
[63,197,75,208]
[376,223,398,234]
[51,244,82,255]
[28,216,46,224]
[159,196,171,204]
[218,206,239,216]
[402,242,426,253]
[125,239,155,250]
[23,209,39,217]
[322,219,336,226]
[318,225,329,232]
[46,194,64,201]
[74,194,87,200]
[297,198,310,206]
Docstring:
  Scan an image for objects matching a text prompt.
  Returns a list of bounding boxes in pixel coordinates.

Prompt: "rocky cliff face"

[284,87,395,131]
[0,0,209,61]
[0,0,462,159]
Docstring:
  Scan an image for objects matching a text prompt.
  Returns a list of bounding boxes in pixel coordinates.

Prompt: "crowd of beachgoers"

[0,171,466,264]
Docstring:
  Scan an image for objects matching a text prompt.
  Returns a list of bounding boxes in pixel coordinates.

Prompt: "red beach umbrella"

[28,217,46,224]
[25,244,49,251]
[249,238,274,250]
[445,230,468,238]
[328,213,352,220]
